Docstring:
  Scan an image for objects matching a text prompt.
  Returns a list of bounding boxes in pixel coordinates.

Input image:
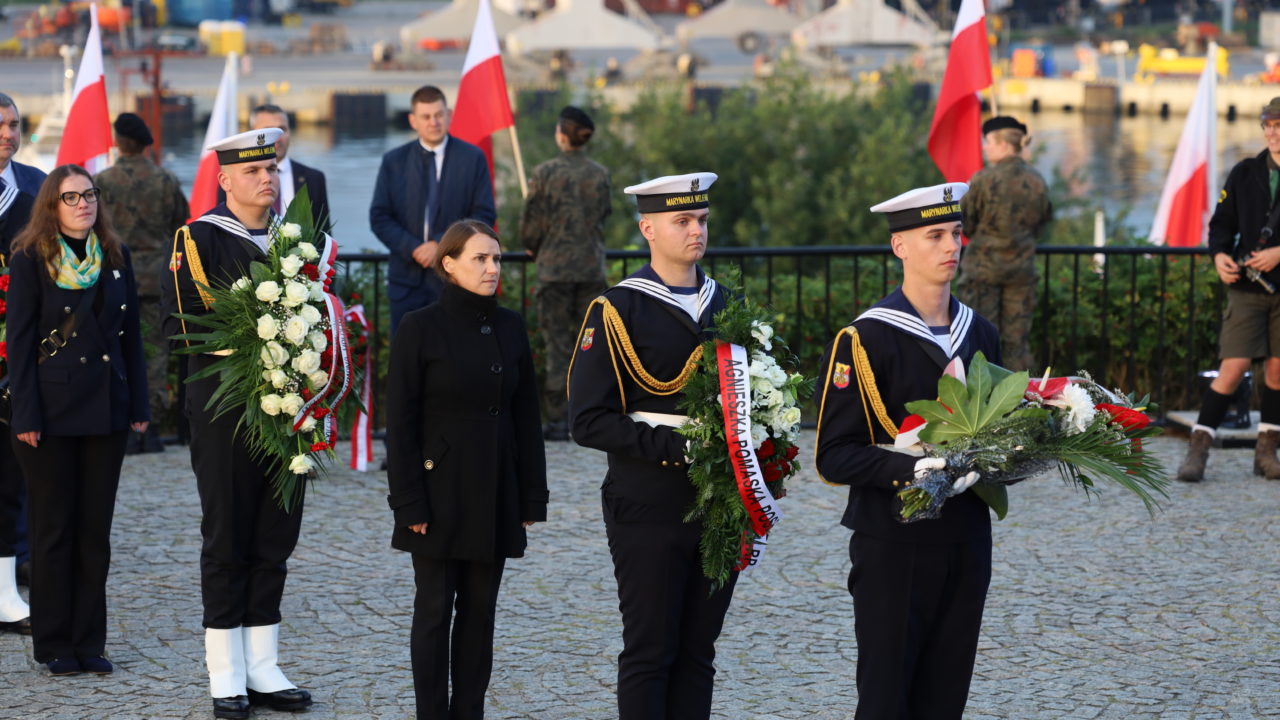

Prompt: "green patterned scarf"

[55,231,103,290]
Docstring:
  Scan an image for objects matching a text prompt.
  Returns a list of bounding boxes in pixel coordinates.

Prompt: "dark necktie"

[421,147,439,240]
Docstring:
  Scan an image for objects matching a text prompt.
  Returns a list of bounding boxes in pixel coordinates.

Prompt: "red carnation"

[301,388,313,400]
[302,263,320,281]
[784,444,799,461]
[310,441,329,452]
[0,274,10,291]
[763,462,783,482]
[1096,403,1152,432]
[758,438,775,459]
[313,406,330,418]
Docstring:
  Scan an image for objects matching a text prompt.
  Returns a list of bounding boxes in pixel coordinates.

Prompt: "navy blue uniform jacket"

[368,136,496,299]
[7,245,150,436]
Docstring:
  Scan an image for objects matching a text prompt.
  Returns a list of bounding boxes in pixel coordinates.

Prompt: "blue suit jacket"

[9,161,47,197]
[369,135,496,298]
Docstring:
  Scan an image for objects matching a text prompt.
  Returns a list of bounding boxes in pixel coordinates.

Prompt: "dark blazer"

[369,136,496,299]
[386,282,547,562]
[0,190,34,262]
[215,158,331,233]
[9,161,47,196]
[7,244,150,436]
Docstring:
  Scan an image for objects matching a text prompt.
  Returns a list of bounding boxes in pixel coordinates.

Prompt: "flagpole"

[509,125,528,199]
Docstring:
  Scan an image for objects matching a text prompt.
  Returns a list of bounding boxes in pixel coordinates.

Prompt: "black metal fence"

[333,245,1222,424]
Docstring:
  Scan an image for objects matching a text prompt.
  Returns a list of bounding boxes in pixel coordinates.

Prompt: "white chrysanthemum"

[280,223,302,240]
[280,254,305,278]
[750,422,768,449]
[255,281,282,303]
[260,394,283,416]
[265,341,289,367]
[1047,383,1097,435]
[280,393,304,416]
[299,304,323,325]
[283,316,310,345]
[256,314,279,341]
[751,321,774,351]
[292,349,322,376]
[297,241,319,260]
[269,369,290,389]
[288,454,313,474]
[308,331,327,352]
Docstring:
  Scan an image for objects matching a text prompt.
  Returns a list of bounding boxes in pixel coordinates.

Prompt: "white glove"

[951,471,980,494]
[913,457,945,481]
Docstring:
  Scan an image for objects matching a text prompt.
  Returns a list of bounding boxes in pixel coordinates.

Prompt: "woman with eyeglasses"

[6,164,149,676]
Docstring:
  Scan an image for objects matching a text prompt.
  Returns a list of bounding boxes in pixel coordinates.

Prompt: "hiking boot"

[1255,430,1280,479]
[1176,429,1213,483]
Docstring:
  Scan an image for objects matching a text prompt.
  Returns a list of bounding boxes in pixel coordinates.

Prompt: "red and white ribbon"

[345,304,373,471]
[292,292,354,434]
[715,341,783,572]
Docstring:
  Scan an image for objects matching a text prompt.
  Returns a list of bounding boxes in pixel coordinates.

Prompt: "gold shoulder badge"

[1219,189,1227,203]
[169,251,184,272]
[580,327,595,351]
[832,362,850,389]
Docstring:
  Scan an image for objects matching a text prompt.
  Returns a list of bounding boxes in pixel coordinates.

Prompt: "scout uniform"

[815,183,1002,720]
[160,129,313,718]
[567,172,736,720]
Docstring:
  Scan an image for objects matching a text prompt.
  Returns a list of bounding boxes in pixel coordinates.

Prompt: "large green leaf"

[977,370,1031,429]
[972,483,1008,520]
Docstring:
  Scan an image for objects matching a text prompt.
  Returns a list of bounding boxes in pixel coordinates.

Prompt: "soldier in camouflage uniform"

[520,106,611,441]
[957,116,1052,371]
[95,113,190,452]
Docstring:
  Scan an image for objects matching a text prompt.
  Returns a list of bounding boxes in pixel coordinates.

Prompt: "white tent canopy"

[505,0,662,53]
[676,0,798,42]
[400,0,525,47]
[791,0,937,48]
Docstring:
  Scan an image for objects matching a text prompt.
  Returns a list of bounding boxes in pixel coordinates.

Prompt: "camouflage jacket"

[520,149,611,283]
[96,154,190,297]
[960,156,1053,279]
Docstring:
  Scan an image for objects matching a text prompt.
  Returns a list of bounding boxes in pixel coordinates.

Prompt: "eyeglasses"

[59,188,101,206]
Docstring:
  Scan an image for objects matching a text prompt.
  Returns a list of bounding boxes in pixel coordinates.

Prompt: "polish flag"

[1150,43,1218,247]
[56,4,112,173]
[927,0,992,183]
[188,53,239,221]
[450,0,514,180]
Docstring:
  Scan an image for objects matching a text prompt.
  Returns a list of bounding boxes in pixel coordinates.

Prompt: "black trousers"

[603,492,738,720]
[410,555,506,720]
[187,359,305,629]
[848,533,992,720]
[0,432,27,556]
[13,431,127,662]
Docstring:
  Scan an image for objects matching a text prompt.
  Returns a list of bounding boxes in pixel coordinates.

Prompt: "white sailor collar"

[855,287,975,359]
[615,264,718,325]
[194,204,282,251]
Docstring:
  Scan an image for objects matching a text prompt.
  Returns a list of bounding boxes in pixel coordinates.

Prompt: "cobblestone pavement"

[1,433,1278,719]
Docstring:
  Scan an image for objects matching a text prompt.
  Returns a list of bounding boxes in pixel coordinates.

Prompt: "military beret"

[113,112,154,147]
[870,183,968,232]
[207,128,282,166]
[981,116,1027,136]
[624,172,717,214]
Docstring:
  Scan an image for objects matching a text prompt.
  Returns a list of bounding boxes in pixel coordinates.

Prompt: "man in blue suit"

[370,85,496,334]
[0,93,47,198]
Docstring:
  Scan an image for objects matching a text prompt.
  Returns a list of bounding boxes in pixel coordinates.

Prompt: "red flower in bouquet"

[758,437,775,459]
[784,444,799,461]
[301,263,320,282]
[1026,376,1070,400]
[1096,403,1152,431]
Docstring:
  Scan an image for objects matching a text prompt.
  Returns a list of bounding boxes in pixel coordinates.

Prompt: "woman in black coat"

[7,164,149,676]
[386,219,547,719]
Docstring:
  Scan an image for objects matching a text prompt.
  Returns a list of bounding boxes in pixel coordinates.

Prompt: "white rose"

[280,393,304,416]
[281,281,310,308]
[299,416,317,432]
[265,341,289,367]
[259,394,283,416]
[231,277,252,292]
[281,222,302,240]
[255,281,282,303]
[292,349,322,376]
[309,282,326,302]
[256,314,279,341]
[299,304,323,325]
[308,370,329,389]
[283,315,310,345]
[769,365,788,386]
[308,331,328,352]
[280,254,305,278]
[270,369,290,389]
[297,241,319,260]
[288,454,313,475]
[774,406,802,433]
[259,345,278,370]
[262,369,274,382]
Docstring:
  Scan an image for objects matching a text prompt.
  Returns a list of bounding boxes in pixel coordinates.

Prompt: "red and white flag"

[188,52,239,221]
[450,0,514,179]
[1150,43,1218,247]
[927,0,992,183]
[56,4,112,173]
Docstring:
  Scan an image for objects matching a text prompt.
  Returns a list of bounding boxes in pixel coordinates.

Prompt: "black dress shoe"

[46,657,81,676]
[248,687,313,711]
[0,617,30,635]
[78,655,113,674]
[212,696,250,719]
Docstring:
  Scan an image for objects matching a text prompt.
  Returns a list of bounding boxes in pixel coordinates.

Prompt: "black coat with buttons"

[386,282,547,561]
[7,244,150,436]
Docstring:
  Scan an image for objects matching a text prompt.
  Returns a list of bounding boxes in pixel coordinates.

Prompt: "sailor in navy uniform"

[160,129,313,720]
[814,183,1001,720]
[567,172,736,720]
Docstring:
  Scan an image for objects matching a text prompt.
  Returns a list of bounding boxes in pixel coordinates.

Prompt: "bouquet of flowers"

[176,189,358,510]
[678,283,812,590]
[895,352,1168,522]
[0,268,9,377]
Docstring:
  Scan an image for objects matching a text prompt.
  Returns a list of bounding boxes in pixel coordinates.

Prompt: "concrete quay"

[0,432,1277,719]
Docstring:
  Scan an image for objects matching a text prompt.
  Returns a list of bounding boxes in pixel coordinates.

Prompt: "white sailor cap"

[623,172,717,214]
[870,182,968,232]
[207,128,283,166]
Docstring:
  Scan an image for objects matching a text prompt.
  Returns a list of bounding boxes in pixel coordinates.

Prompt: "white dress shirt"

[419,136,448,242]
